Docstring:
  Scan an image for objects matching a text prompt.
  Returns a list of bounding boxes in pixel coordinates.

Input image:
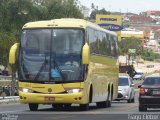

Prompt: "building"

[146,10,160,16]
[126,11,160,40]
[129,24,160,40]
[129,15,153,24]
[121,28,144,39]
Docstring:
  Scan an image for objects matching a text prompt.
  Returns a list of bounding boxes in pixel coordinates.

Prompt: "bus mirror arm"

[82,43,89,64]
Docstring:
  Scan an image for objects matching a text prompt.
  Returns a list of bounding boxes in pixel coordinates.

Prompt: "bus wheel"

[80,103,89,111]
[108,93,112,107]
[52,104,63,110]
[64,104,71,110]
[96,100,108,108]
[29,103,38,111]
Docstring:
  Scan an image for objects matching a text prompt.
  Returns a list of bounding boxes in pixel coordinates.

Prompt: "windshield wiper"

[34,55,48,81]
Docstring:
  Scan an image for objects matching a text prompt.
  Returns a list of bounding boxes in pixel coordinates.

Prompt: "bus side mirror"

[82,43,89,64]
[9,43,20,64]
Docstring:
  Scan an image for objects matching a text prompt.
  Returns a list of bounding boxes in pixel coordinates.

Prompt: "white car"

[116,75,135,103]
[133,69,144,80]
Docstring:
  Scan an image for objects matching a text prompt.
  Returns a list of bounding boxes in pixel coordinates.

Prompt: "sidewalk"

[0,96,19,104]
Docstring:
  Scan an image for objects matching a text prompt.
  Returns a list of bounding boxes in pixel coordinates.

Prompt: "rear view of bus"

[9,18,118,111]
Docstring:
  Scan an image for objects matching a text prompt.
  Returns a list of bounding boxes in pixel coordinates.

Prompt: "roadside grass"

[0,80,11,87]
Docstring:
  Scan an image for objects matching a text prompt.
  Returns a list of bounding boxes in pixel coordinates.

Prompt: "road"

[0,92,160,120]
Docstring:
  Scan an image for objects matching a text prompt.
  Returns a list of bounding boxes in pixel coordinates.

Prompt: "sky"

[79,0,160,14]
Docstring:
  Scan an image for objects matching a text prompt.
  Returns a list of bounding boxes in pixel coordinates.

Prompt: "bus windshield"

[19,29,84,83]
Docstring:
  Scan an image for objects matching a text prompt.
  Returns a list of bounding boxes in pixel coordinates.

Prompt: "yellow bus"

[9,18,118,111]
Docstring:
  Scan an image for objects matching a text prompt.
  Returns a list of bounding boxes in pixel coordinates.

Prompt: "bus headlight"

[66,88,83,93]
[19,88,33,93]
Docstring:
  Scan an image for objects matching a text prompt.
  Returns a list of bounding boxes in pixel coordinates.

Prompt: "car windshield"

[143,77,160,85]
[118,77,129,86]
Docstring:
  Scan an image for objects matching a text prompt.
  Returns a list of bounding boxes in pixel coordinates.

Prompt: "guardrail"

[0,96,19,100]
[0,96,19,104]
[0,75,12,80]
[0,76,18,97]
[0,75,18,80]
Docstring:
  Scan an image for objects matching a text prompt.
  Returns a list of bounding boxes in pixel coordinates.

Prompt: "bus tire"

[29,103,38,111]
[108,86,113,107]
[107,92,111,107]
[64,104,72,110]
[96,100,108,108]
[96,90,110,108]
[80,103,89,111]
[52,104,63,110]
[79,86,92,111]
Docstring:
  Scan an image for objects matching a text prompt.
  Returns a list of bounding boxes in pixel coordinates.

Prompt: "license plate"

[153,90,160,95]
[44,97,55,101]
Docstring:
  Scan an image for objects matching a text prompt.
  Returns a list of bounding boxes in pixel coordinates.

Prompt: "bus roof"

[22,18,117,36]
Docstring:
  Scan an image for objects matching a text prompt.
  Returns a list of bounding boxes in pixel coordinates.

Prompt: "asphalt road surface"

[0,92,160,120]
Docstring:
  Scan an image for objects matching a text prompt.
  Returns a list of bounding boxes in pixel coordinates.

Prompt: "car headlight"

[19,88,33,93]
[66,88,83,93]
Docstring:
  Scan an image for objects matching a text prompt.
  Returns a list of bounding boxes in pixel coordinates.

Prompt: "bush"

[141,49,160,61]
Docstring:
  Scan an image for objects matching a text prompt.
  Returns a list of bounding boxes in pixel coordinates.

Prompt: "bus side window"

[110,36,118,57]
[106,34,111,56]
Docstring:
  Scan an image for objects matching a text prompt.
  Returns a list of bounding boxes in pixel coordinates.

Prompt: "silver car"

[116,75,135,103]
[133,72,144,80]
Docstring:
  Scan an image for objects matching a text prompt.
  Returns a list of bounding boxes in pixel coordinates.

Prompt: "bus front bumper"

[19,91,87,104]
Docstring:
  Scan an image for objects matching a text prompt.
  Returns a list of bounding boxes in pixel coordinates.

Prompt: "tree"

[46,0,83,19]
[0,32,17,67]
[0,0,84,67]
[90,5,110,20]
[118,37,156,62]
[118,37,143,55]
[141,48,160,61]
